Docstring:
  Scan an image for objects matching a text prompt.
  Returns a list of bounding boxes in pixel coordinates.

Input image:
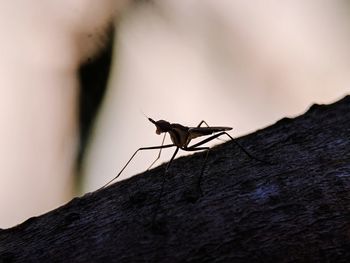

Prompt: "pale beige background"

[0,0,126,228]
[0,0,349,228]
[84,1,350,191]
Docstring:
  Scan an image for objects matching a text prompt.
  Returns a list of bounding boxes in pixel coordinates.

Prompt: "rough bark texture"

[1,96,350,263]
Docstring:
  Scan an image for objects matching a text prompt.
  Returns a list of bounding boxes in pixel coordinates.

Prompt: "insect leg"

[189,131,270,164]
[183,146,210,197]
[98,143,175,190]
[147,133,167,170]
[196,120,210,128]
[152,147,179,224]
[221,132,271,164]
[196,120,225,142]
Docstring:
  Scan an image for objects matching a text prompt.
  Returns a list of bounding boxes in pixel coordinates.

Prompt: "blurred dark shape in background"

[77,25,115,191]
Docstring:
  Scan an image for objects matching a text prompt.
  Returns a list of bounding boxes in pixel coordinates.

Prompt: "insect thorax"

[169,124,190,147]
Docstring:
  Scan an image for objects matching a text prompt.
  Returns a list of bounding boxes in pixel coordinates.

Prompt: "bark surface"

[1,96,350,263]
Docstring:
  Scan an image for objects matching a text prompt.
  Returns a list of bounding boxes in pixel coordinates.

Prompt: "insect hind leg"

[197,120,210,128]
[197,120,225,142]
[189,131,270,164]
[221,132,271,164]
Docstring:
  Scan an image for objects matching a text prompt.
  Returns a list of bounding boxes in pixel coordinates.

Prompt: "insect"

[99,118,267,195]
[99,118,269,225]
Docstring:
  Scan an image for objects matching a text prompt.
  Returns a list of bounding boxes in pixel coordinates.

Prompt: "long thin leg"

[152,147,179,224]
[183,146,210,197]
[98,143,175,191]
[197,120,210,127]
[147,133,167,170]
[222,132,270,164]
[189,131,270,164]
[187,132,227,148]
[183,132,269,197]
[196,120,224,141]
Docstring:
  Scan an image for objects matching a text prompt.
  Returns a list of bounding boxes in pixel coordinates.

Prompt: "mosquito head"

[148,118,171,135]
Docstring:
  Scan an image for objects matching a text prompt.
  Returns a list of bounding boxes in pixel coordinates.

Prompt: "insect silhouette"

[99,118,267,195]
[99,118,270,224]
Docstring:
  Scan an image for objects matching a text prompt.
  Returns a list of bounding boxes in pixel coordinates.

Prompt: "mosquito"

[99,118,269,225]
[99,118,267,195]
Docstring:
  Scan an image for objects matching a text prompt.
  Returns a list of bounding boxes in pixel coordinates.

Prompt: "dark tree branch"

[1,96,350,263]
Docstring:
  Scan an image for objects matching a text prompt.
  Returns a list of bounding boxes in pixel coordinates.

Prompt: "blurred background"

[0,0,349,228]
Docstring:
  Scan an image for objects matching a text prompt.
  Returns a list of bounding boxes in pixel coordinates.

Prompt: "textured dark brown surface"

[1,96,350,262]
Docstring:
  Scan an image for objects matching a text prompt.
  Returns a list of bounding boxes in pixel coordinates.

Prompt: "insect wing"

[189,126,232,139]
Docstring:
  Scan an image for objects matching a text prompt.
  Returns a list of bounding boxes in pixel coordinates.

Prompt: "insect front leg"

[98,143,175,190]
[147,133,167,170]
